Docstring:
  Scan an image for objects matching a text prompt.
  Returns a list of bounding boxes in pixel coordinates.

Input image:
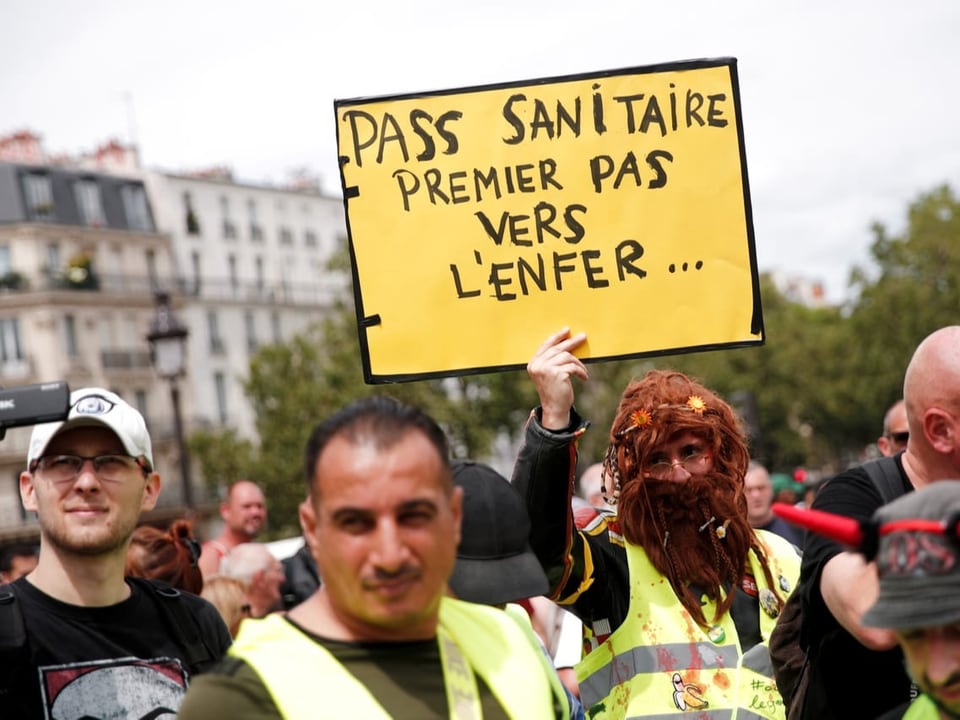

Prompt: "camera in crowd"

[0,382,70,440]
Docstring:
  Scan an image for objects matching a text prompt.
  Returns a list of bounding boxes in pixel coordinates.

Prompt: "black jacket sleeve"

[511,407,630,631]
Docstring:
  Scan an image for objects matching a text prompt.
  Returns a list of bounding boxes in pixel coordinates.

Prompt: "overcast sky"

[2,0,957,303]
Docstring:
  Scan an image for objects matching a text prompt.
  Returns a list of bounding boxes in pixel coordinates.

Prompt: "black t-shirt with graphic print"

[0,576,231,718]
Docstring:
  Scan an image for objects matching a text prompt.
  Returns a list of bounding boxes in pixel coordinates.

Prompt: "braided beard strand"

[618,473,754,627]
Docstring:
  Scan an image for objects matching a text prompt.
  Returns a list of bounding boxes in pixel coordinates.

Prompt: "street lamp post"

[146,291,194,512]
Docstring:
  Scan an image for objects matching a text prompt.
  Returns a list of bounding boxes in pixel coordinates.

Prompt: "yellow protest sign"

[335,57,762,383]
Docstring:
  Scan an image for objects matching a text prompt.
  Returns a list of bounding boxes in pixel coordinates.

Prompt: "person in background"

[796,473,827,511]
[280,515,321,610]
[877,399,909,457]
[863,482,960,720]
[771,471,803,506]
[744,461,801,546]
[2,387,230,717]
[0,543,38,583]
[198,480,268,577]
[780,480,960,720]
[179,394,566,719]
[575,462,609,510]
[201,575,251,639]
[515,329,800,719]
[126,518,204,594]
[448,459,583,720]
[219,542,284,619]
[800,325,960,719]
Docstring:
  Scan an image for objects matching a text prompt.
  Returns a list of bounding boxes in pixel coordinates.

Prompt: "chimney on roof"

[286,167,321,192]
[0,130,45,163]
[86,138,140,171]
[188,166,234,181]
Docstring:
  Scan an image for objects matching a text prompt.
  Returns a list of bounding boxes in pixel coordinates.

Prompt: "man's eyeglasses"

[643,450,711,480]
[886,431,909,446]
[30,454,147,481]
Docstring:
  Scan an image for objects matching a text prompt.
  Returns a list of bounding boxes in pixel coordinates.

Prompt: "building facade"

[143,167,347,441]
[0,131,348,542]
[0,152,185,541]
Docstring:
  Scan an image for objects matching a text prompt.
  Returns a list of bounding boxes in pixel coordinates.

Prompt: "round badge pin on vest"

[707,625,726,644]
[759,589,781,619]
[778,575,791,592]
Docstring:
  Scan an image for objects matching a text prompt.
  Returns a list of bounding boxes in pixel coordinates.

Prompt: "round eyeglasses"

[643,450,711,480]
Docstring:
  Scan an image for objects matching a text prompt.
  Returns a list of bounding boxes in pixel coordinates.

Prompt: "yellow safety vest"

[229,596,561,719]
[577,530,800,720]
[903,695,937,719]
[503,602,573,718]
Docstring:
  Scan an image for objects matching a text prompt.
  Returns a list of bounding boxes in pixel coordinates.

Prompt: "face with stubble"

[300,430,462,641]
[21,426,160,557]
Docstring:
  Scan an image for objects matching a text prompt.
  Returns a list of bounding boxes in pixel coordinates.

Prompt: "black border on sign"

[333,56,764,385]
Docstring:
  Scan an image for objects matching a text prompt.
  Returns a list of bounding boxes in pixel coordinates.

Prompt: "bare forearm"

[820,552,898,651]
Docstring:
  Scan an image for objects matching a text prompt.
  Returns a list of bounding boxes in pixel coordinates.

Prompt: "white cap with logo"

[27,388,154,471]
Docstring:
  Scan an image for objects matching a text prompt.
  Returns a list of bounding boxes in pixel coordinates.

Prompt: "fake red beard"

[618,472,753,626]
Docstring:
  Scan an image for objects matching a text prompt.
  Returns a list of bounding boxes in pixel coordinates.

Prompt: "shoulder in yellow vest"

[229,597,563,719]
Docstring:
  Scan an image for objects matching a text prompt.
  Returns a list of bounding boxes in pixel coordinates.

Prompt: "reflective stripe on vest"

[577,530,800,720]
[229,596,559,719]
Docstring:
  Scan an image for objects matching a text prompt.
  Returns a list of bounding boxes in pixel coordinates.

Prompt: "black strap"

[134,578,217,672]
[860,456,906,504]
[0,583,25,649]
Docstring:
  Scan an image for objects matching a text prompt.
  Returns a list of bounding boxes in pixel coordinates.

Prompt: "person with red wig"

[512,329,801,720]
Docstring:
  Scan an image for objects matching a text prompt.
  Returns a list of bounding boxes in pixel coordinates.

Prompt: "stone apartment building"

[0,131,347,543]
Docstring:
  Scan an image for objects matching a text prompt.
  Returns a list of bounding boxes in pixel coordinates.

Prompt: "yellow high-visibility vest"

[577,529,800,719]
[230,596,562,719]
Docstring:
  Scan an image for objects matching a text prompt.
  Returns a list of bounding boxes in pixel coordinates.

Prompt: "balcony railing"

[0,268,346,307]
[101,348,153,370]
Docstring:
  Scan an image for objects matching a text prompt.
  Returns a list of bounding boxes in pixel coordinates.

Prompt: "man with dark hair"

[1,387,231,717]
[0,543,38,582]
[180,395,567,719]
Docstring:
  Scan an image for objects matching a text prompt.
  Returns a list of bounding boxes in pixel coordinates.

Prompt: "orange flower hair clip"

[616,408,652,438]
[615,397,709,439]
[686,396,707,415]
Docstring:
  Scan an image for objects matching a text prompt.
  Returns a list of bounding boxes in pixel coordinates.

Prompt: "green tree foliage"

[841,184,960,444]
[190,295,537,538]
[660,277,849,473]
[188,427,257,496]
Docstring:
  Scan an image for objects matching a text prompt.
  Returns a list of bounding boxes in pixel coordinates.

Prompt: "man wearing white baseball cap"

[0,387,231,717]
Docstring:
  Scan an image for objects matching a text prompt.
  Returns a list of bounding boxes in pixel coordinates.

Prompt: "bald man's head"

[904,327,960,425]
[221,481,267,540]
[903,326,960,476]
